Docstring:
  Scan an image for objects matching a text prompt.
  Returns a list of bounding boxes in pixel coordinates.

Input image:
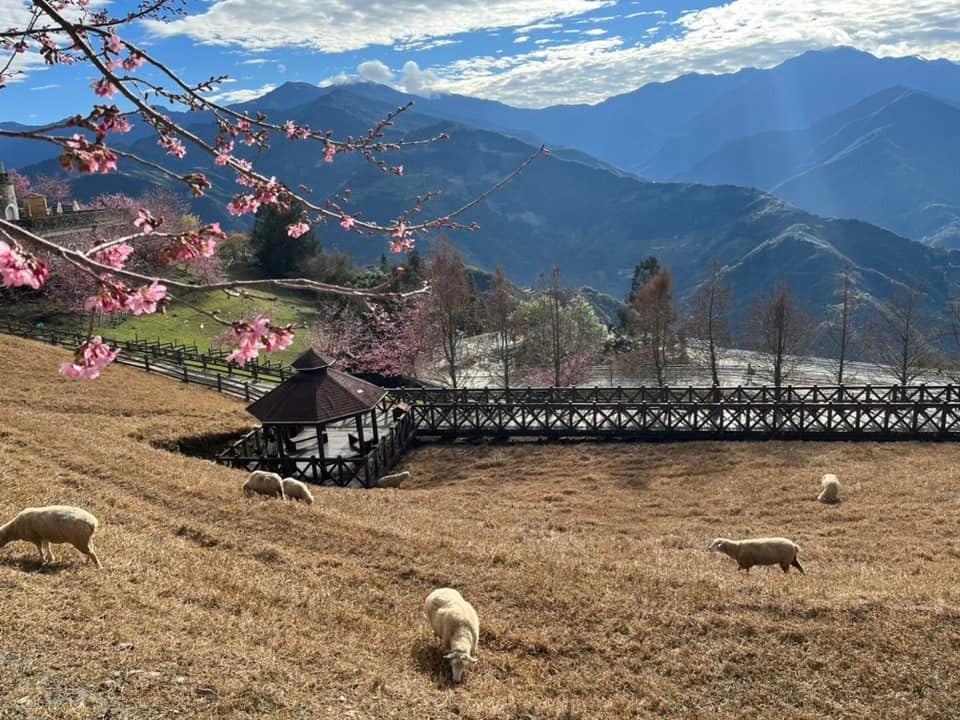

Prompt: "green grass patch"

[2,285,322,365]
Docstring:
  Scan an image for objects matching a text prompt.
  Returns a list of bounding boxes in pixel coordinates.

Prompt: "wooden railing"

[218,413,417,488]
[379,385,960,440]
[0,318,291,383]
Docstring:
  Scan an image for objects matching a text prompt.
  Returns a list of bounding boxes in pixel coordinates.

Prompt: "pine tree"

[249,203,318,276]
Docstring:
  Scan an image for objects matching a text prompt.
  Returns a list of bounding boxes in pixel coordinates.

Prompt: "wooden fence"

[1,318,291,383]
[1,318,279,401]
[217,413,417,488]
[383,385,960,440]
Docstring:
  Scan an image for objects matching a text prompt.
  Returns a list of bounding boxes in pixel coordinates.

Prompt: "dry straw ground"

[1,334,960,719]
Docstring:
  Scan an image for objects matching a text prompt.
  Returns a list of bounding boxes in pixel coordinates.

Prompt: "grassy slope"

[2,334,960,718]
[3,285,319,364]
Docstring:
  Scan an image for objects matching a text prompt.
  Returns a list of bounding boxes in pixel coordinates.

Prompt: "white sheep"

[817,473,841,504]
[708,537,804,574]
[242,470,285,499]
[424,587,479,683]
[0,505,102,569]
[281,477,314,504]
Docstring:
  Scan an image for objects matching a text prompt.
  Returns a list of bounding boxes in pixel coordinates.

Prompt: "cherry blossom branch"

[0,0,180,39]
[0,218,427,301]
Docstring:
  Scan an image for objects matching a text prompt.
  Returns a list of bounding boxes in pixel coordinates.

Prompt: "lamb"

[0,505,102,569]
[242,470,285,499]
[281,477,314,504]
[708,537,804,574]
[424,587,479,683]
[817,473,841,504]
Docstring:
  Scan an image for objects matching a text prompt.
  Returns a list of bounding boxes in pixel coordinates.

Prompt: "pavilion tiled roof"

[246,348,387,425]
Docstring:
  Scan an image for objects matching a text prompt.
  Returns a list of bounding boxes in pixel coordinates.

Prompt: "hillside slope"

[3,335,960,717]
[14,96,960,320]
[681,88,960,247]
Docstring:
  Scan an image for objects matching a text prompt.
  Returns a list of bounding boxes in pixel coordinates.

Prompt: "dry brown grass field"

[2,334,960,719]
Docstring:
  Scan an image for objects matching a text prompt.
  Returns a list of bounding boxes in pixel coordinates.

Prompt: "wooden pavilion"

[245,348,389,483]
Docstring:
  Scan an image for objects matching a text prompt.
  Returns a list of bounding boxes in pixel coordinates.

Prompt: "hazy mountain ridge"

[5,50,960,323]
[678,88,960,247]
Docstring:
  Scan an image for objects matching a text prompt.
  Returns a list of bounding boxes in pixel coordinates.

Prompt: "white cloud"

[514,35,531,44]
[401,61,441,96]
[241,58,273,65]
[357,59,395,84]
[582,28,607,36]
[516,22,564,32]
[624,10,667,19]
[428,0,960,107]
[396,37,462,51]
[576,14,617,23]
[205,82,278,104]
[28,84,60,91]
[148,0,616,52]
[319,72,354,87]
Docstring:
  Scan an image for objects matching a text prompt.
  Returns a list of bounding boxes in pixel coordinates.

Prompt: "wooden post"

[371,409,379,443]
[355,414,366,454]
[317,425,327,483]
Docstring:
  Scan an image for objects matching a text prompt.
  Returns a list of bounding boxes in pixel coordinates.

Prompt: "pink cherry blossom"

[324,144,336,163]
[59,337,119,380]
[340,215,355,230]
[91,77,117,98]
[105,30,123,54]
[224,316,292,364]
[264,326,294,352]
[159,135,186,159]
[0,240,48,289]
[121,52,145,71]
[133,207,161,234]
[93,243,134,269]
[287,221,310,239]
[84,281,128,313]
[125,280,167,315]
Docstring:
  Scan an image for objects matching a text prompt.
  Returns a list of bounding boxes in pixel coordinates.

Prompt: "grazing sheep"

[281,477,314,504]
[0,505,102,569]
[708,537,804,574]
[378,471,409,489]
[424,587,479,683]
[818,473,841,504]
[242,470,285,499]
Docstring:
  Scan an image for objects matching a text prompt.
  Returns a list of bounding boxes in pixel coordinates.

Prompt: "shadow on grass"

[412,640,451,686]
[1,556,72,574]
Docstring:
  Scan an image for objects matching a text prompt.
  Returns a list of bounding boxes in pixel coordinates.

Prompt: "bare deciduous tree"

[486,265,518,388]
[866,280,939,391]
[686,260,732,388]
[743,282,815,390]
[426,238,478,388]
[627,267,677,387]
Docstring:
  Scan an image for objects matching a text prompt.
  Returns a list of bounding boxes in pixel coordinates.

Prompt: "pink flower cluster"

[159,134,186,159]
[91,77,117,98]
[84,279,167,316]
[59,337,119,380]
[225,315,295,365]
[183,173,211,198]
[0,240,49,289]
[228,178,284,217]
[286,221,310,238]
[92,243,134,269]
[389,223,414,253]
[158,223,225,264]
[59,135,117,174]
[133,207,162,234]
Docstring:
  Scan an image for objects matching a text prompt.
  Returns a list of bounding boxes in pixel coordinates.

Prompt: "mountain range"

[5,47,960,322]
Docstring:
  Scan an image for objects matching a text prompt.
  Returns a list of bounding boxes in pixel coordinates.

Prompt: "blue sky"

[2,0,960,123]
